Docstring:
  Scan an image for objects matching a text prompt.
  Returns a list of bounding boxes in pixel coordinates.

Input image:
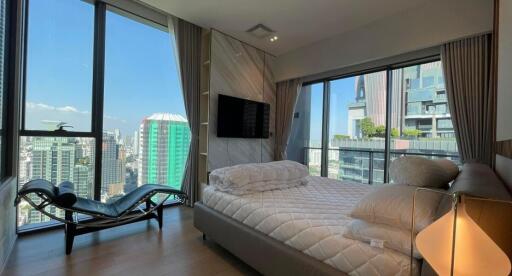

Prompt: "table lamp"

[413,190,511,276]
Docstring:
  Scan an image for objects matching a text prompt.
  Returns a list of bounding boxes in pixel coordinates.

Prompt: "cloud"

[26,102,89,114]
[26,102,127,123]
[104,114,127,124]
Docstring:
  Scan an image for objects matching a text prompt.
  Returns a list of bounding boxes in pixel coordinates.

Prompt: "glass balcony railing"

[303,147,459,185]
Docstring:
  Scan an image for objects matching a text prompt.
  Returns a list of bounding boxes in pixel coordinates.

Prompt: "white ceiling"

[139,0,430,56]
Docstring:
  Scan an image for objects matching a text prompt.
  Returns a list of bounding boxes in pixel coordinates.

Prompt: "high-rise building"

[102,131,126,199]
[138,113,190,190]
[24,137,78,224]
[133,130,139,155]
[73,164,91,198]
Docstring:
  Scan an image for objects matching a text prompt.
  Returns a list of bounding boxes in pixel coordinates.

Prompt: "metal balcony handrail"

[302,146,459,184]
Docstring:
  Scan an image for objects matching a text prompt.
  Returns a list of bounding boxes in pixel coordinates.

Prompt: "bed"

[194,158,512,276]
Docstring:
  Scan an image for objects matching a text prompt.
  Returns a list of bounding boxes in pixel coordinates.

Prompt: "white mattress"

[202,176,419,276]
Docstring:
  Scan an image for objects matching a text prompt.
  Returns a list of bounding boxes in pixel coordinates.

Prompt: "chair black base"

[64,204,164,255]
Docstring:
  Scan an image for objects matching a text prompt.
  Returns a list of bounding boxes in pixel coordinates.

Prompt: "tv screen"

[217,94,270,138]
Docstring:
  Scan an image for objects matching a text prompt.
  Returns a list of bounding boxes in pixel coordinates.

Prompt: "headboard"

[495,154,512,193]
[425,160,512,275]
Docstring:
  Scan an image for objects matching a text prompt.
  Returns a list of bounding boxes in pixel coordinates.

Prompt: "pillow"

[343,219,421,258]
[350,184,442,233]
[389,156,459,188]
[54,181,77,207]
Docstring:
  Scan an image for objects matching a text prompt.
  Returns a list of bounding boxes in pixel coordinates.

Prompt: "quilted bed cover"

[202,176,419,276]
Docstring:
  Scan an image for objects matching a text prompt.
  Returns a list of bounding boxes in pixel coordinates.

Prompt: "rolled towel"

[210,160,309,195]
[55,181,77,207]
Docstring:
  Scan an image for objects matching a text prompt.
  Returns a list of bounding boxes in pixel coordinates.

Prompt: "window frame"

[16,0,180,233]
[301,55,458,183]
[0,0,20,183]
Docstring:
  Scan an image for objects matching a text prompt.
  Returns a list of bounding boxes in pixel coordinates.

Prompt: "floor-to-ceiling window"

[101,7,188,203]
[17,0,189,230]
[328,71,387,184]
[287,59,459,184]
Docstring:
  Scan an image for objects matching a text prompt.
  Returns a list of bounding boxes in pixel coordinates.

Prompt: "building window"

[287,60,459,184]
[17,1,188,230]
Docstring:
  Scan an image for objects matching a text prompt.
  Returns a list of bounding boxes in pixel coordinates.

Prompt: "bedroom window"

[17,0,187,230]
[328,71,387,183]
[101,7,189,203]
[288,60,459,184]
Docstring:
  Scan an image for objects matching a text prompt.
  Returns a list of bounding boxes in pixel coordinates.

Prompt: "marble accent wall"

[208,30,276,170]
[0,179,17,274]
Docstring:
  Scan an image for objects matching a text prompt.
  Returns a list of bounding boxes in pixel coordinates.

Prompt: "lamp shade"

[416,200,511,276]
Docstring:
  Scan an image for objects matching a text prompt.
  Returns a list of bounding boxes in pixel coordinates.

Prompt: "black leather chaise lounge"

[15,179,187,254]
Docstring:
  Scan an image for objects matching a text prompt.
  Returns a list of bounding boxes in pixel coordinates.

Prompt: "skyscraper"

[138,113,190,190]
[23,137,81,224]
[102,131,126,200]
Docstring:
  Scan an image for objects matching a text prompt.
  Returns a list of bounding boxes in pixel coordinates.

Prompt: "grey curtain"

[441,34,495,165]
[274,78,303,160]
[171,17,202,206]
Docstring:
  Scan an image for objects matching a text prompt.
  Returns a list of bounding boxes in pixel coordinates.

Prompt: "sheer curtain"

[169,16,202,206]
[441,34,495,166]
[274,78,303,160]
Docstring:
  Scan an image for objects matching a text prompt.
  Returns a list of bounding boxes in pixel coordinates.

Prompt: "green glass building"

[138,113,190,190]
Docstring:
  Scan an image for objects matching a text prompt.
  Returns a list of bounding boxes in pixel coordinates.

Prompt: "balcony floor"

[3,206,259,276]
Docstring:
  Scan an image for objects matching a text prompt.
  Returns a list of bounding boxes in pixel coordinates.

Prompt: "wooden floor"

[3,206,260,276]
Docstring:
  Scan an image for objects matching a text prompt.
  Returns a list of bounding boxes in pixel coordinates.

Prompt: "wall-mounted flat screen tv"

[217,94,270,138]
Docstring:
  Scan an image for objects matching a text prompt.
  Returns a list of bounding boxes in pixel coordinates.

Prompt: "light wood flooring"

[2,206,260,276]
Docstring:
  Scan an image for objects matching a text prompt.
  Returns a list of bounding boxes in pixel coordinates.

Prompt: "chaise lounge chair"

[15,179,188,254]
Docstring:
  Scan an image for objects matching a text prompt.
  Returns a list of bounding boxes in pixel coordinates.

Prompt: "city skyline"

[18,112,190,226]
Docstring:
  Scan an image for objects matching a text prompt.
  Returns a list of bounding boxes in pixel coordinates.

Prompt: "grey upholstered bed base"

[194,202,346,276]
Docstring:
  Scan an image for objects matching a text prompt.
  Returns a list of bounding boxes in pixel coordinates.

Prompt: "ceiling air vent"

[246,24,275,39]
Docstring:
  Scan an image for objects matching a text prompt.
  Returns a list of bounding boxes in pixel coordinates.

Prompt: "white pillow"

[389,156,459,188]
[350,184,442,233]
[344,219,421,258]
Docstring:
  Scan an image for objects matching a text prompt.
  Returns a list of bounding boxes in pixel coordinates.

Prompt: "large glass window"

[288,60,459,183]
[287,83,323,176]
[23,0,94,132]
[101,8,189,202]
[17,1,188,229]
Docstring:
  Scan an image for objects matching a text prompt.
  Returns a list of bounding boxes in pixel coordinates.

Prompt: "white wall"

[274,0,493,81]
[496,0,512,141]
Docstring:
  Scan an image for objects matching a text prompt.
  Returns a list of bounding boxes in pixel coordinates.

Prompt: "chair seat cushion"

[72,198,120,218]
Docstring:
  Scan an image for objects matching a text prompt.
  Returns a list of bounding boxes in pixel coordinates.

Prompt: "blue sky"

[309,78,356,142]
[25,0,185,136]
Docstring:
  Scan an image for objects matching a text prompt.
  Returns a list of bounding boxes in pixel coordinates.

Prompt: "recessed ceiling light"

[270,35,278,42]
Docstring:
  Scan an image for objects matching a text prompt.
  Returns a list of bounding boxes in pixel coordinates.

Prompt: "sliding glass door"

[287,60,459,184]
[328,71,387,184]
[17,0,188,230]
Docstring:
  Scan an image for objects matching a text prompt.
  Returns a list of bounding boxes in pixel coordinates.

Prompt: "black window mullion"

[320,81,330,177]
[384,68,393,183]
[91,2,106,201]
